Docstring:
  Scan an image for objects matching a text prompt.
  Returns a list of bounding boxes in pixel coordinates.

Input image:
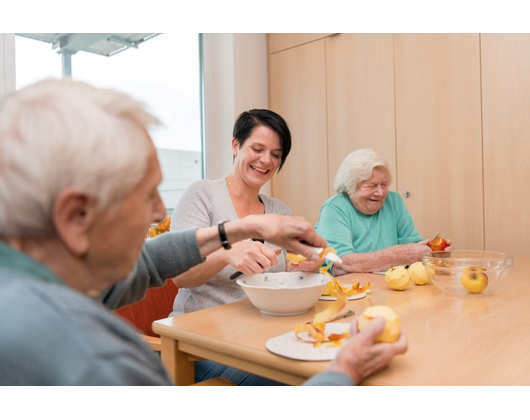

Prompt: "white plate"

[266,323,350,361]
[372,270,388,275]
[319,292,366,301]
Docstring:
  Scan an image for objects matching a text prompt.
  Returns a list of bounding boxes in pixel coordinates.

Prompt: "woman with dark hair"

[168,109,323,385]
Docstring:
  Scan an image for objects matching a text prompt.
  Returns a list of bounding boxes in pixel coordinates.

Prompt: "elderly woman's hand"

[395,240,432,265]
[443,238,453,251]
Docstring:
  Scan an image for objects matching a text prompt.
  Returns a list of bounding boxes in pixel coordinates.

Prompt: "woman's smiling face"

[232,125,282,188]
[348,166,390,215]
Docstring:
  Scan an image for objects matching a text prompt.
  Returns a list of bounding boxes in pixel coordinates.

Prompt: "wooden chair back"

[115,280,178,339]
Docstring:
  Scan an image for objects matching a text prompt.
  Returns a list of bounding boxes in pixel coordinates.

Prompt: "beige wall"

[202,33,270,193]
[0,34,16,96]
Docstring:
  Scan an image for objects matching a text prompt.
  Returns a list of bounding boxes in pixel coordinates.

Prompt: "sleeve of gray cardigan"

[101,229,205,309]
[303,371,355,386]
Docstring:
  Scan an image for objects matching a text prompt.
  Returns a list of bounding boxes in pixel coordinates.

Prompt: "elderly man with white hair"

[0,80,406,385]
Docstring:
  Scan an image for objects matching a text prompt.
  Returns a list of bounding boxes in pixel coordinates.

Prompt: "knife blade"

[312,247,343,263]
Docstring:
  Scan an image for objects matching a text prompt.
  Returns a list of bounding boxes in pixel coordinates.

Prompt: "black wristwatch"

[218,220,231,250]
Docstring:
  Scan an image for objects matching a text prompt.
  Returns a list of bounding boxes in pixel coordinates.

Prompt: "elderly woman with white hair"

[315,148,446,274]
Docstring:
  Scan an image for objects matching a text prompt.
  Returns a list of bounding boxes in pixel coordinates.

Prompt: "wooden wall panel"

[269,40,328,225]
[326,33,396,195]
[394,34,484,248]
[481,33,530,257]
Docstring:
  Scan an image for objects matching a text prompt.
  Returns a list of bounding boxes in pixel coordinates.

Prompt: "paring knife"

[313,247,343,264]
[299,241,343,264]
[230,240,280,280]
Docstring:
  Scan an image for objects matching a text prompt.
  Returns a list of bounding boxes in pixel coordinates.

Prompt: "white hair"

[333,148,392,194]
[0,78,160,237]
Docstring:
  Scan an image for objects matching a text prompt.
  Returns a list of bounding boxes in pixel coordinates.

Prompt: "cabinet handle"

[403,190,411,199]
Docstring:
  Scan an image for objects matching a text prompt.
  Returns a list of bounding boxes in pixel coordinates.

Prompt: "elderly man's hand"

[327,317,408,384]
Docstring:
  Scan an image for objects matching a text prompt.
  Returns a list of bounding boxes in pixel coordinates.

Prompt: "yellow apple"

[408,261,430,285]
[286,253,306,264]
[460,267,488,293]
[358,305,401,343]
[385,266,411,291]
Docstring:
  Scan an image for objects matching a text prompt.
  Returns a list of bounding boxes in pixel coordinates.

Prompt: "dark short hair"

[232,109,292,171]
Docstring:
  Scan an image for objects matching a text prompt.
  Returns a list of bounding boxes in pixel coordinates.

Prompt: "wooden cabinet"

[326,34,396,194]
[268,33,334,54]
[267,33,530,256]
[481,34,530,257]
[394,34,484,249]
[269,39,329,225]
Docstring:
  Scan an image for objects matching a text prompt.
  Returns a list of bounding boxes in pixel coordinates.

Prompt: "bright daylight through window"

[14,33,203,213]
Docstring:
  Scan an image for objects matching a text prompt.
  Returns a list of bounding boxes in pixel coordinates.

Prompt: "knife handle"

[231,244,282,280]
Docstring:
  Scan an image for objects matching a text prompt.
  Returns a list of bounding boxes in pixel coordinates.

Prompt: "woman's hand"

[289,257,326,273]
[225,240,280,276]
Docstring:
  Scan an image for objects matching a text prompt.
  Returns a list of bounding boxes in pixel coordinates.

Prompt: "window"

[14,33,203,213]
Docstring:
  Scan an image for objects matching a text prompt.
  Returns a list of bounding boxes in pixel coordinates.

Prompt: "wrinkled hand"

[251,215,327,262]
[396,240,432,265]
[226,240,279,276]
[328,318,408,384]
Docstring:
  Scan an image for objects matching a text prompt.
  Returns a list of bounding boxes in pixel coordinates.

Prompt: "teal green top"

[315,191,423,258]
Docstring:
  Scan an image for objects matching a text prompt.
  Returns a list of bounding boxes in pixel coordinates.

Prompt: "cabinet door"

[268,33,334,54]
[269,40,328,225]
[482,34,530,257]
[326,33,396,195]
[394,34,484,248]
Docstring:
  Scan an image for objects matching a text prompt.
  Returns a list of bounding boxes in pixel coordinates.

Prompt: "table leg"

[160,335,195,385]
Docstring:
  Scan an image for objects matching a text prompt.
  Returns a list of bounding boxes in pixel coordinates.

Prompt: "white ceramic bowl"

[236,272,331,316]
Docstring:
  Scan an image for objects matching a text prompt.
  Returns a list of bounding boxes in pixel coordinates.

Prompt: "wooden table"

[153,257,530,385]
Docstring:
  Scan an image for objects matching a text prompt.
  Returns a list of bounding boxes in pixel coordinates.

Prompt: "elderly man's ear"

[52,188,97,256]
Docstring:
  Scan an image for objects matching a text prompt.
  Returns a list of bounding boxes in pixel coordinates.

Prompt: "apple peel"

[294,294,350,347]
[294,266,350,348]
[320,264,371,297]
[287,247,339,265]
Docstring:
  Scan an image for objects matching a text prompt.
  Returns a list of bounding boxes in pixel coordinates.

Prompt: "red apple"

[429,235,448,251]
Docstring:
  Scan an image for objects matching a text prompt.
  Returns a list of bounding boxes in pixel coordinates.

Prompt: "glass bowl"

[237,272,331,316]
[422,250,513,297]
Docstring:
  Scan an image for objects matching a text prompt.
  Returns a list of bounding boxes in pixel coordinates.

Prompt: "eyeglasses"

[360,182,388,191]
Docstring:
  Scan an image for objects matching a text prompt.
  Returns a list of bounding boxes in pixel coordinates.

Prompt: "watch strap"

[218,220,231,250]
